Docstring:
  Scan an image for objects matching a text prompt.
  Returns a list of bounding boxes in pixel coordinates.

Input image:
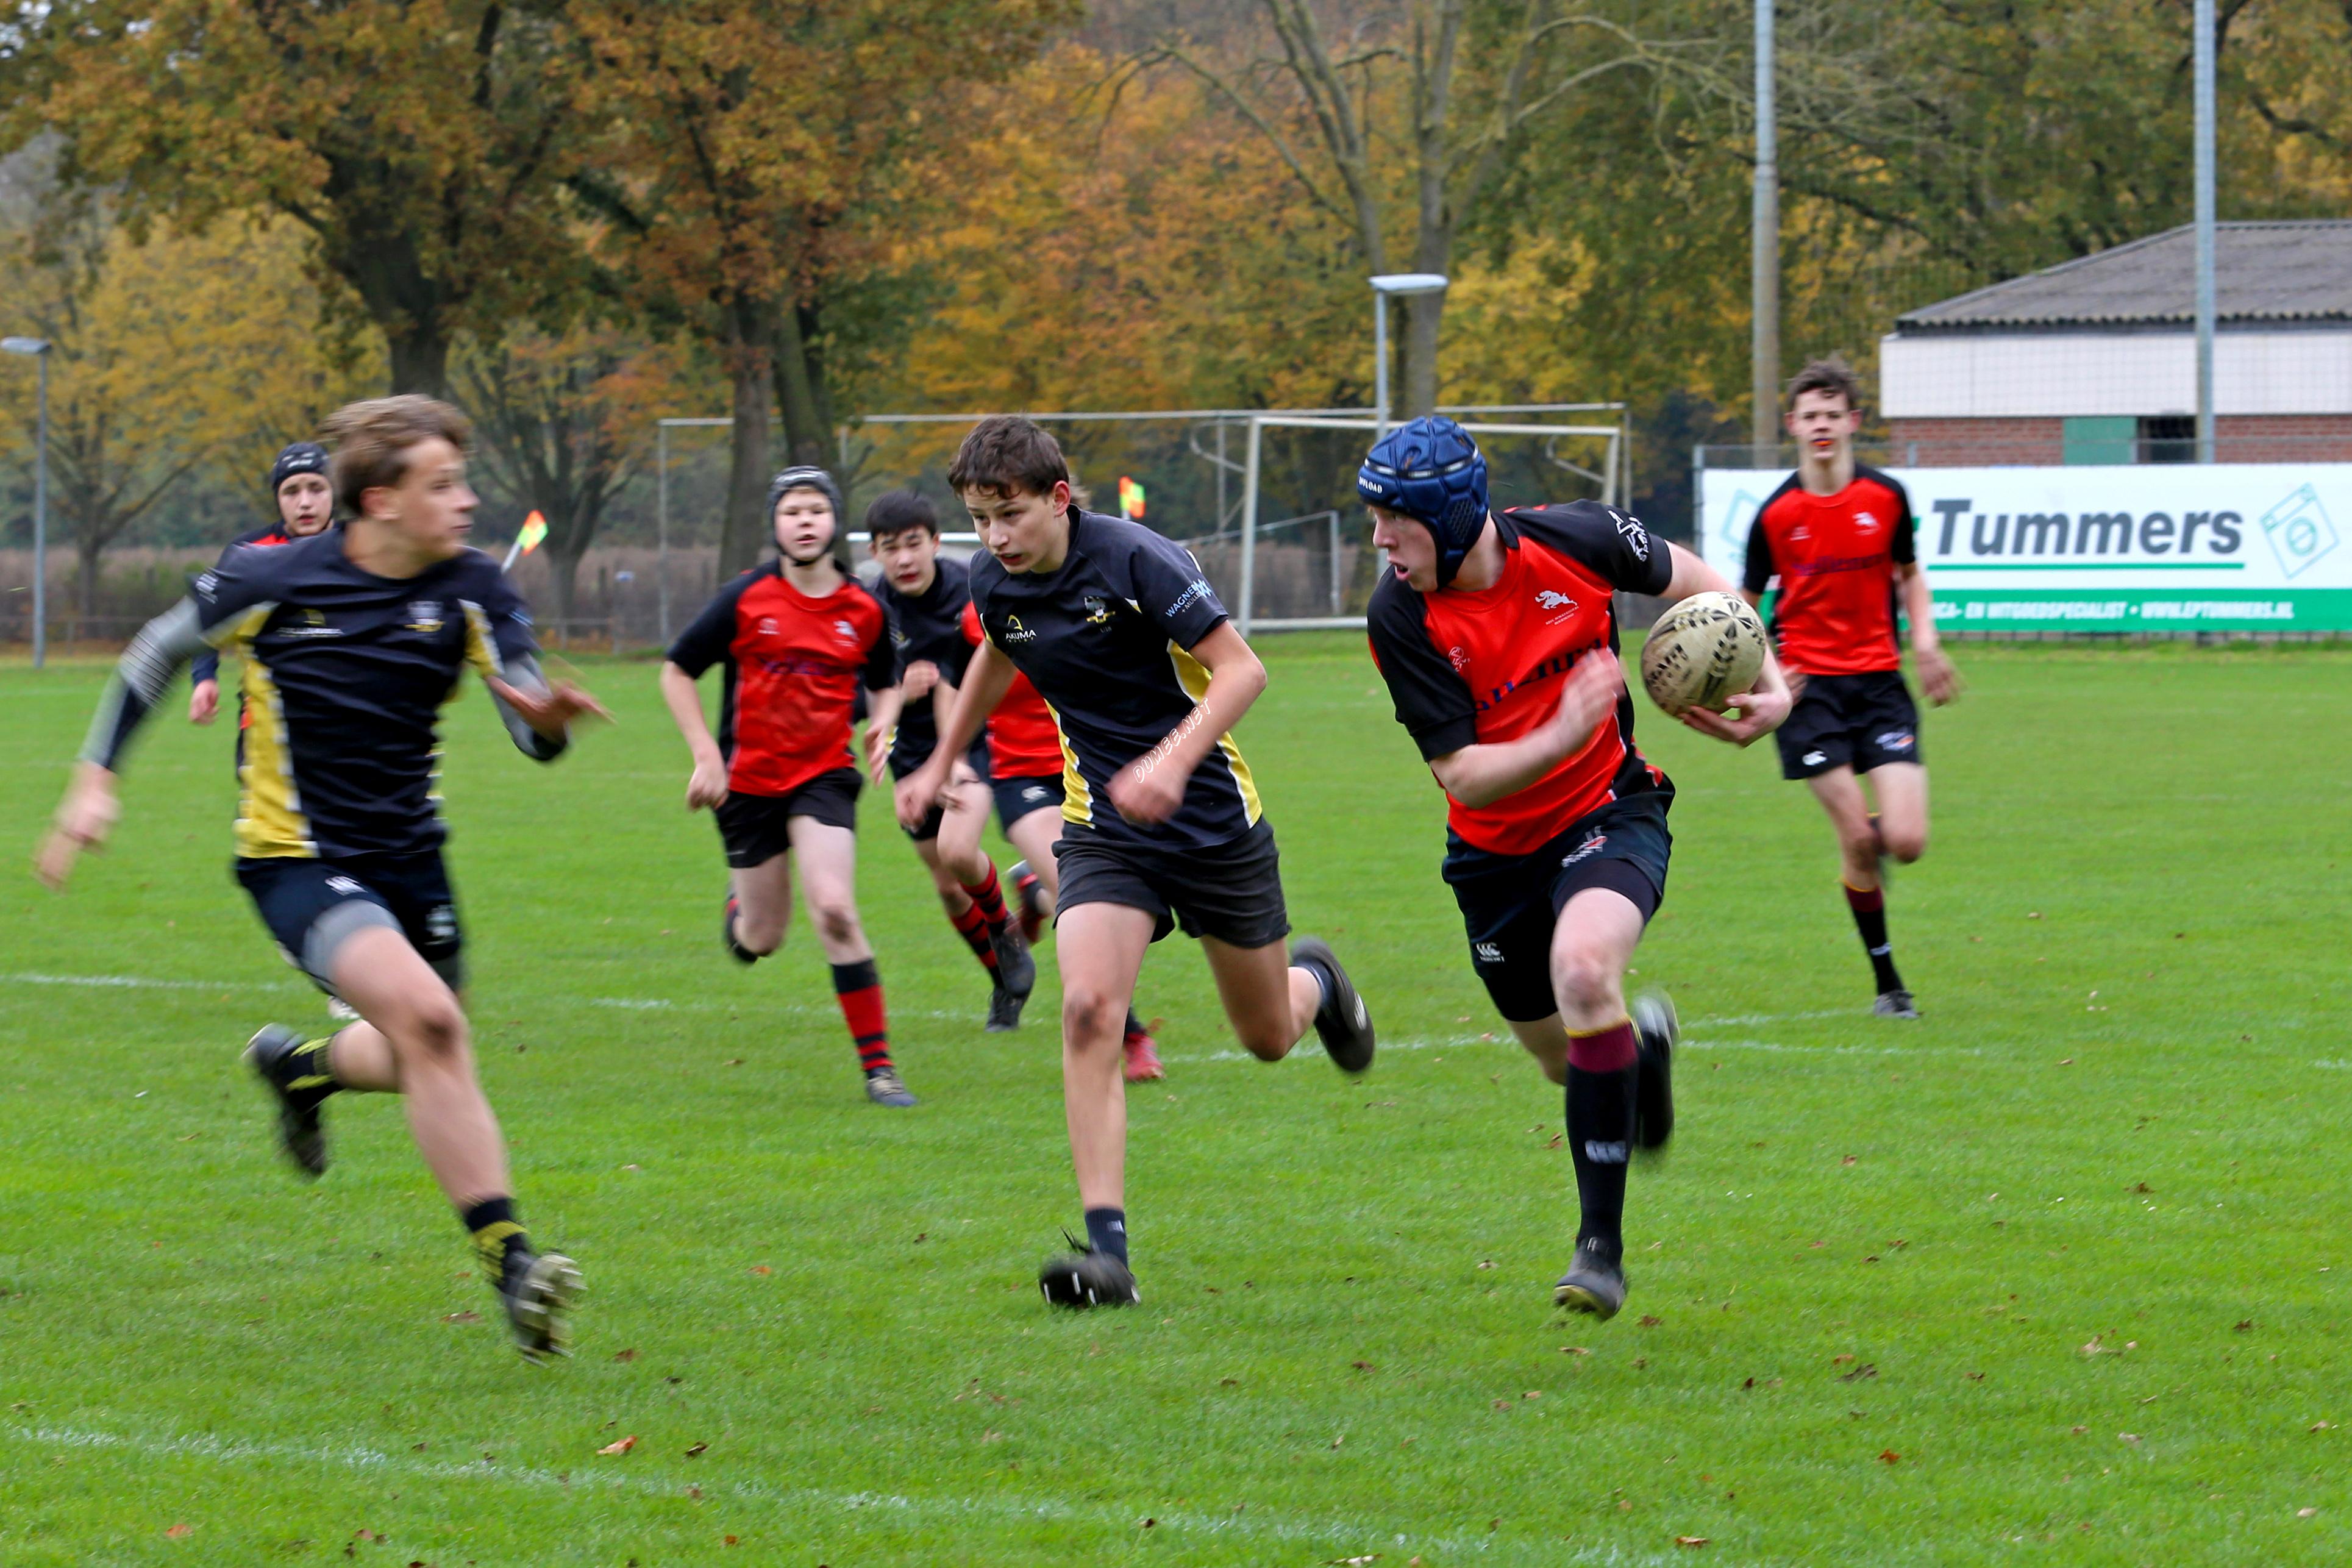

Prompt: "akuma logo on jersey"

[1608,507,1650,561]
[999,614,1037,644]
[280,607,344,639]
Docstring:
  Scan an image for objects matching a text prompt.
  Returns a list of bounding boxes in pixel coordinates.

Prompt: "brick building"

[1878,220,2352,466]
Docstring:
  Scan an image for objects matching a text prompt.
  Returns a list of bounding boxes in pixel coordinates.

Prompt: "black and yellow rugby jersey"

[83,528,566,858]
[967,509,1260,850]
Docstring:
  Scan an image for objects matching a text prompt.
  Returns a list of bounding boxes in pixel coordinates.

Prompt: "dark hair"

[319,396,473,516]
[947,415,1070,500]
[1786,357,1862,414]
[865,488,938,539]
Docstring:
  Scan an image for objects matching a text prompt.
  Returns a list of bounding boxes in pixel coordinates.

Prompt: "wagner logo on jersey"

[1368,501,1674,858]
[1744,465,1916,677]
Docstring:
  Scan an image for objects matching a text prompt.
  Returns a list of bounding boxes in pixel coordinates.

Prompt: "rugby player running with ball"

[1361,416,1790,1320]
[897,416,1374,1309]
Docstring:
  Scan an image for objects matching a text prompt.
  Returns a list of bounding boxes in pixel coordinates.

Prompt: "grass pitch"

[2,634,2348,1566]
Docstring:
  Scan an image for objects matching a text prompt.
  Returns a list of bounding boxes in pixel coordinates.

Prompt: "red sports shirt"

[960,599,1064,779]
[667,562,897,796]
[1367,502,1673,857]
[1742,466,1916,677]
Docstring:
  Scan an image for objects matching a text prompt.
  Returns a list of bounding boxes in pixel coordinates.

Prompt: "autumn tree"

[569,0,1078,574]
[1142,0,1686,418]
[1,0,590,396]
[0,179,379,613]
[456,325,685,627]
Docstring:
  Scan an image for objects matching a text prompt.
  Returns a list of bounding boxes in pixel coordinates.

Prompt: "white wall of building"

[1880,329,2352,418]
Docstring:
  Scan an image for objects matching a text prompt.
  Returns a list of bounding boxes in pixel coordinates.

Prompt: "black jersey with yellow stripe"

[968,509,1260,850]
[83,528,563,858]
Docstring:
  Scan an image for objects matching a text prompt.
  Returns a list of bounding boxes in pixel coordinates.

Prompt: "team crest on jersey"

[1535,589,1580,624]
[1082,593,1113,625]
[404,599,444,634]
[890,627,910,649]
[1853,510,1879,533]
[833,618,857,643]
[1448,646,1470,672]
[1790,524,1811,542]
[757,616,780,636]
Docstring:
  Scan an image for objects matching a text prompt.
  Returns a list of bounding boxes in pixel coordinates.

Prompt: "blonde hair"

[319,395,474,516]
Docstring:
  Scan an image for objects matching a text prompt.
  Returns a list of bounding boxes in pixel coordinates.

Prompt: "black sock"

[461,1197,529,1290]
[1292,953,1335,1013]
[1083,1206,1128,1264]
[1123,1010,1147,1041]
[1566,1066,1636,1257]
[1845,883,1904,993]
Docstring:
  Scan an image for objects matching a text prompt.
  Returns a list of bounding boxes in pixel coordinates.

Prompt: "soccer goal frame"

[1231,412,1628,634]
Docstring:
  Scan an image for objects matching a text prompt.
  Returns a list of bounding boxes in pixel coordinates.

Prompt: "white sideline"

[2,971,299,992]
[5,1422,1636,1561]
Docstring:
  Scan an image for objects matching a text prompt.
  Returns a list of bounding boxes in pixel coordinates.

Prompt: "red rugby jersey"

[960,600,1063,778]
[1367,502,1673,857]
[1742,465,1916,677]
[667,562,898,797]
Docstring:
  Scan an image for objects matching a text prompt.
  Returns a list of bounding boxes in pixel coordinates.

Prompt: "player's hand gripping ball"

[1640,591,1768,716]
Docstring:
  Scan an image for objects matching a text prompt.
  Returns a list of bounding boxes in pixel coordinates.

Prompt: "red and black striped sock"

[832,960,892,1075]
[960,864,1008,930]
[947,900,1000,973]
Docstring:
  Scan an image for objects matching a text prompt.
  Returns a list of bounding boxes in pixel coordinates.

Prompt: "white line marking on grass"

[1687,1008,1866,1027]
[1167,1034,1487,1065]
[7,1422,1597,1561]
[2,971,298,993]
[580,995,972,1022]
[1684,1036,1983,1057]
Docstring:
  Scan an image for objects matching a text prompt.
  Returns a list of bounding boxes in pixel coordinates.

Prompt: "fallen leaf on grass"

[1841,1155,1858,1167]
[1325,1556,1381,1565]
[1638,1315,1662,1328]
[724,1536,738,1545]
[1330,1433,1345,1450]
[1139,1517,1156,1529]
[1878,1449,1900,1464]
[1475,1259,1497,1270]
[165,1523,192,1539]
[1839,1363,1879,1383]
[1833,1353,1855,1364]
[1560,1345,1591,1356]
[2117,1433,2141,1446]
[1350,1360,1377,1372]
[749,1266,773,1277]
[597,1435,638,1456]
[1492,1399,1510,1410]
[442,1311,482,1325]
[2312,1422,2335,1433]
[1676,1538,1709,1549]
[2299,1508,2318,1518]
[613,1348,639,1363]
[2234,1319,2254,1332]
[685,1442,709,1456]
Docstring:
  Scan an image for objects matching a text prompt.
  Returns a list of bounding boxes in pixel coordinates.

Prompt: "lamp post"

[2192,0,2216,463]
[3,337,51,669]
[1369,273,1449,435]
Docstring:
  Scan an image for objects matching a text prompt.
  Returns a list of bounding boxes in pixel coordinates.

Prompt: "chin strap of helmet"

[1355,416,1489,586]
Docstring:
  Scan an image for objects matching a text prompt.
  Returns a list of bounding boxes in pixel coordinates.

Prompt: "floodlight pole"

[1751,0,1780,458]
[2193,0,2217,463]
[1369,274,1449,435]
[3,337,50,668]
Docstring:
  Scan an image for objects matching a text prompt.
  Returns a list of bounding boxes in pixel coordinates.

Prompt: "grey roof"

[1894,221,2352,332]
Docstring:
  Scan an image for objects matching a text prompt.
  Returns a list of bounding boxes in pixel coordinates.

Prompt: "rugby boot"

[721,894,759,965]
[1009,860,1047,946]
[1038,1240,1140,1310]
[243,1023,333,1180]
[863,1067,919,1108]
[1630,989,1677,1153]
[497,1249,583,1364]
[1553,1236,1628,1320]
[985,921,1036,1032]
[1122,1018,1165,1083]
[1292,936,1375,1074]
[1873,988,1920,1020]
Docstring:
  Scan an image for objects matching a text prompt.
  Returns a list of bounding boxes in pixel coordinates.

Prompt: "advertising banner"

[1698,463,2352,632]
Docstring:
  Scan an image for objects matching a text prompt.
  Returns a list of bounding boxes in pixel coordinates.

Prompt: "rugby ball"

[1640,591,1767,716]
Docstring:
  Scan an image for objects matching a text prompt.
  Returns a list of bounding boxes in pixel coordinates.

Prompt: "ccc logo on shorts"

[426,905,458,943]
[1474,941,1503,963]
[1021,785,1050,802]
[326,875,365,897]
[1876,731,1915,752]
